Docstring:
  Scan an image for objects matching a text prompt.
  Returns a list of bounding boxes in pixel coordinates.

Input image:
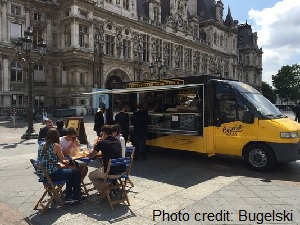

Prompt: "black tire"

[244,143,276,171]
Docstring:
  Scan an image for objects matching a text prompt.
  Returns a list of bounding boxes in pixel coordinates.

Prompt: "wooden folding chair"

[30,159,67,213]
[100,158,131,210]
[124,146,135,187]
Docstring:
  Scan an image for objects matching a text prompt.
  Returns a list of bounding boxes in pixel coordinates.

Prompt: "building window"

[11,5,21,15]
[33,12,41,21]
[12,94,24,106]
[214,33,217,45]
[62,67,67,85]
[64,9,70,17]
[64,25,71,47]
[52,33,57,47]
[105,34,115,56]
[185,48,192,71]
[80,73,84,85]
[79,9,88,18]
[34,96,45,107]
[153,6,159,21]
[155,38,162,59]
[143,34,150,62]
[107,24,112,30]
[33,64,45,82]
[167,42,174,68]
[10,23,22,41]
[79,25,89,48]
[123,0,130,10]
[10,61,23,82]
[220,35,223,47]
[106,0,112,3]
[245,74,249,83]
[32,28,43,49]
[123,39,131,59]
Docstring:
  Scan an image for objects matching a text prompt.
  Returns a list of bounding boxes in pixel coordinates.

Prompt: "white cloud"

[248,0,300,86]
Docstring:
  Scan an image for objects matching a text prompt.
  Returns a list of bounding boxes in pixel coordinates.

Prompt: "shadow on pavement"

[24,145,300,224]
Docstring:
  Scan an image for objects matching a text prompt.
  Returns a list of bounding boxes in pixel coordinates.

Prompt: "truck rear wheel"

[244,144,276,171]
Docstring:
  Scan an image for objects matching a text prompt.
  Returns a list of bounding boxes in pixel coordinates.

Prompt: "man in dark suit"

[94,107,105,136]
[115,105,129,143]
[131,103,149,160]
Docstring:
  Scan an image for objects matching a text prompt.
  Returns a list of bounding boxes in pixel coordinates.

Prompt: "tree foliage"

[261,81,276,103]
[272,64,300,102]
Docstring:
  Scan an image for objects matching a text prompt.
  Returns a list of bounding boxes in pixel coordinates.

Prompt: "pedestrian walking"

[292,102,300,122]
[94,107,105,136]
[115,104,129,143]
[32,108,38,122]
[131,103,149,160]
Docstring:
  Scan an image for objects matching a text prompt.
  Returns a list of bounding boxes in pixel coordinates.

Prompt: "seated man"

[88,125,125,194]
[38,119,53,144]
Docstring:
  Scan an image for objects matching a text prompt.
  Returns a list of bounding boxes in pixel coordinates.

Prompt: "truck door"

[213,81,258,157]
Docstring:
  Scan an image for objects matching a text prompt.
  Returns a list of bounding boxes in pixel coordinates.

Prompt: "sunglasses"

[71,136,77,140]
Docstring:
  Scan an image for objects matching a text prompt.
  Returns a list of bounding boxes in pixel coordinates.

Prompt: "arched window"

[10,61,23,82]
[33,64,45,82]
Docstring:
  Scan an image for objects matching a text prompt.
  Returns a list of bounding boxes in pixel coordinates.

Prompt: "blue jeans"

[50,168,81,199]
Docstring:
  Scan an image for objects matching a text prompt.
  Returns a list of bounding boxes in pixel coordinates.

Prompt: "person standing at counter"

[131,103,149,160]
[115,105,130,143]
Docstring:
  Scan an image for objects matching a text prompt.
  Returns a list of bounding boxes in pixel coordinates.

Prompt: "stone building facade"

[0,0,262,110]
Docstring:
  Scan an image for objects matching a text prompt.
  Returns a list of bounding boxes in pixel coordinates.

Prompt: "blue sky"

[222,0,300,86]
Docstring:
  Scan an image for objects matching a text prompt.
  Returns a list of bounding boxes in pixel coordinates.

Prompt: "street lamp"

[15,27,47,139]
[149,57,168,80]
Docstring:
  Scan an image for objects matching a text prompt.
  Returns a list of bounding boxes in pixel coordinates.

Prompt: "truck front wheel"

[244,144,276,171]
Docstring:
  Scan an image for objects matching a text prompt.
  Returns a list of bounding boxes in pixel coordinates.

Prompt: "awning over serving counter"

[81,83,201,95]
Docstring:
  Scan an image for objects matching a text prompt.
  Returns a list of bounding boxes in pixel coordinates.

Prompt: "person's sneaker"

[64,197,75,204]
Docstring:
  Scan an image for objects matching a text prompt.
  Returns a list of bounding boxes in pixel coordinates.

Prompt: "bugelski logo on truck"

[223,125,243,136]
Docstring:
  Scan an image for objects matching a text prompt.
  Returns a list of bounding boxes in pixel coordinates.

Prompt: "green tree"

[272,64,300,103]
[261,81,276,103]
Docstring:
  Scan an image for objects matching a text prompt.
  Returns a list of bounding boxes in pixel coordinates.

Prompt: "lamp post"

[15,27,47,139]
[149,57,168,80]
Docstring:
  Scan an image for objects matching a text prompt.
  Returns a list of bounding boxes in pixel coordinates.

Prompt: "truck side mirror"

[242,111,254,124]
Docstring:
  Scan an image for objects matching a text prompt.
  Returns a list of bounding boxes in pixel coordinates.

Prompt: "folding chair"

[74,157,95,200]
[30,159,67,213]
[124,146,135,187]
[100,158,131,210]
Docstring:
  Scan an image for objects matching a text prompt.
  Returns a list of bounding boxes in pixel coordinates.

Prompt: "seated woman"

[37,128,83,204]
[60,127,88,183]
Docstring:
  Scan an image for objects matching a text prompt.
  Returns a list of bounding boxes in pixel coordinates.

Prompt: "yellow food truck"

[86,75,300,171]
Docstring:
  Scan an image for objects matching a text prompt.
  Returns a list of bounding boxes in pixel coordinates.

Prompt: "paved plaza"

[0,111,300,225]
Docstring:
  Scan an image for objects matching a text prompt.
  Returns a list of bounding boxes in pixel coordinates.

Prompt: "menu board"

[179,114,195,130]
